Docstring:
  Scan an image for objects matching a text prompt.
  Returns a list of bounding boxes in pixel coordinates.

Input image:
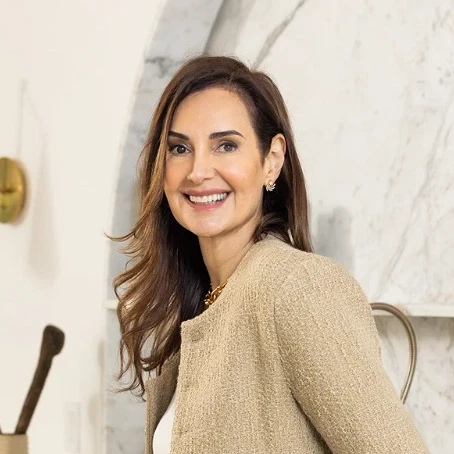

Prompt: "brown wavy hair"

[112,55,313,396]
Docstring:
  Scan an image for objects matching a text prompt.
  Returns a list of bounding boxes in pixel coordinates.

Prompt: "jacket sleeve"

[273,254,429,454]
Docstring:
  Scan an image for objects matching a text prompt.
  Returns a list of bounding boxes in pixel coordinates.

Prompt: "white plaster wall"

[0,1,165,453]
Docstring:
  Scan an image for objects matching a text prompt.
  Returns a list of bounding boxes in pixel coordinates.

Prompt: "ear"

[264,133,286,184]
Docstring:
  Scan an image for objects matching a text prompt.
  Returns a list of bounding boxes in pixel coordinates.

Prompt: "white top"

[152,391,176,454]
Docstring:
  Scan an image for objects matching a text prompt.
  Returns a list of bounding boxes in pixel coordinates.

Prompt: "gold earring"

[265,180,276,192]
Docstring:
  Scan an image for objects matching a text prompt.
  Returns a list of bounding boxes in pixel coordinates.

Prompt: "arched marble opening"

[106,1,454,452]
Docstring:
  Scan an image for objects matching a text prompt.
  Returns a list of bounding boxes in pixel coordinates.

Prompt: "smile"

[187,192,229,205]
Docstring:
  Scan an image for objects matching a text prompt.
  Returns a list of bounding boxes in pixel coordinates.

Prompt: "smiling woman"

[110,56,428,454]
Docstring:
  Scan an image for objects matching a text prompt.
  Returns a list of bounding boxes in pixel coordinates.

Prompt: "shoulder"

[239,236,378,351]
[243,236,372,333]
[261,240,379,354]
[245,235,366,303]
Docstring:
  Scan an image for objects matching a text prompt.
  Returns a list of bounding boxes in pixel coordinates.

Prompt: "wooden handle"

[15,325,65,434]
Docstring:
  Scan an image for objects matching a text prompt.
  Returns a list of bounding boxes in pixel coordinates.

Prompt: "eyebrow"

[168,130,244,140]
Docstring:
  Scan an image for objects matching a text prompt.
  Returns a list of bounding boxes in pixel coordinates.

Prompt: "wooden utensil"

[14,325,65,434]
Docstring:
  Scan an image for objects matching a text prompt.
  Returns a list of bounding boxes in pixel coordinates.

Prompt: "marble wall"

[208,0,454,305]
[106,0,454,452]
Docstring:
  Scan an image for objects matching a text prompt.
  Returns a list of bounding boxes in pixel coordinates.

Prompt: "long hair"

[112,55,313,396]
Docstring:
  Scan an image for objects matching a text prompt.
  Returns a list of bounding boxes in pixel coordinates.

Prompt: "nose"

[187,150,215,185]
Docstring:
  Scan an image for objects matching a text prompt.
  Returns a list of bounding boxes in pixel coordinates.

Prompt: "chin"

[184,222,228,239]
[189,229,226,240]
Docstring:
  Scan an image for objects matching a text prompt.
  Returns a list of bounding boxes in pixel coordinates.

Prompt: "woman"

[113,56,428,453]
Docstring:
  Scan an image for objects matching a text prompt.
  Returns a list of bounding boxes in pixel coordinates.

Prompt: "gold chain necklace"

[204,281,228,307]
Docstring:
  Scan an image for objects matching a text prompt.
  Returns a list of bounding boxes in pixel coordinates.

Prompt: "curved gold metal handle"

[370,302,417,404]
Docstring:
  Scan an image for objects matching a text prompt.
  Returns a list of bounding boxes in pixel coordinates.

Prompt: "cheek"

[164,163,180,194]
[163,172,170,193]
[225,160,264,190]
[163,177,178,208]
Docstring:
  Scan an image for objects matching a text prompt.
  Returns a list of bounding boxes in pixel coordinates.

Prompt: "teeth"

[189,193,228,204]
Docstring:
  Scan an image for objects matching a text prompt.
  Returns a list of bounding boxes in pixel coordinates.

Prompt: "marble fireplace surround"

[105,1,454,453]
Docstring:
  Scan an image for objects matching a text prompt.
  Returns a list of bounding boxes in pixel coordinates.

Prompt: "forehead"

[170,87,253,133]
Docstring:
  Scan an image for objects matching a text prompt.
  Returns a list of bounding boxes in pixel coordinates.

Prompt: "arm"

[273,254,429,454]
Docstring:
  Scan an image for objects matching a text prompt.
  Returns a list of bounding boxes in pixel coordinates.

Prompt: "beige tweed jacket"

[145,236,429,453]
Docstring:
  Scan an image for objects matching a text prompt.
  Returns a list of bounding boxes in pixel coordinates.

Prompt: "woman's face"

[164,87,281,240]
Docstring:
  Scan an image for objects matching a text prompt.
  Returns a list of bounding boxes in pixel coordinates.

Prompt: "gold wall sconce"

[0,157,26,224]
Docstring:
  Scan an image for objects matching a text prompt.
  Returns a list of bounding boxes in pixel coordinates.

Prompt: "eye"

[217,142,237,153]
[168,144,189,155]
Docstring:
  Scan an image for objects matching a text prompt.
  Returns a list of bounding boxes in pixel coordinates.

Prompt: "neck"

[199,227,256,289]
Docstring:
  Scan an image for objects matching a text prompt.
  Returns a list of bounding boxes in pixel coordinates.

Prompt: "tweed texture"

[145,236,428,453]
